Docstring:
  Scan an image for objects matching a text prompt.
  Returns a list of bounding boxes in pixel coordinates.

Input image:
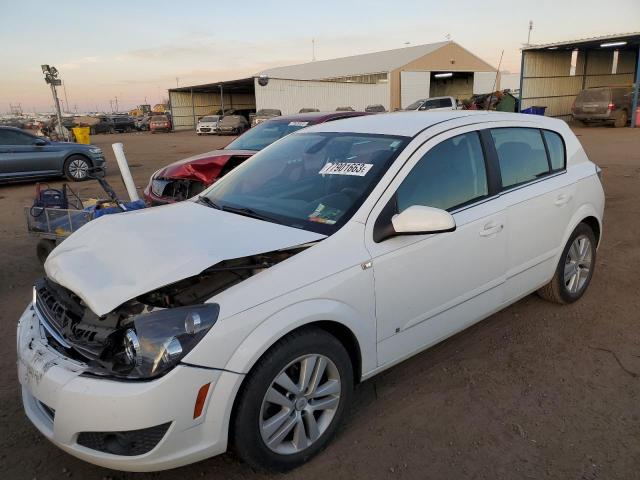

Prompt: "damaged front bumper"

[17,305,244,472]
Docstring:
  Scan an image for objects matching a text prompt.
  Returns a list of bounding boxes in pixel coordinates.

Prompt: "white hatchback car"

[196,115,221,135]
[17,111,604,472]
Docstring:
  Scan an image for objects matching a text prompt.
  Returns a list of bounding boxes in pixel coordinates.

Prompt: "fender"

[222,298,376,379]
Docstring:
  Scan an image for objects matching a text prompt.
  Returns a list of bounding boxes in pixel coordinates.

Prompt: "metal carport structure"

[168,78,255,130]
[519,33,640,127]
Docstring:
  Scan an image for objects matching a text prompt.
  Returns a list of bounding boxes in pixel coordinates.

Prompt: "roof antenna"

[312,38,316,61]
[527,20,533,46]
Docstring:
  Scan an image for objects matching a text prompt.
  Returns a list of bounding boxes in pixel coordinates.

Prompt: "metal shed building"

[168,41,499,130]
[257,41,499,114]
[519,32,640,127]
[168,78,255,130]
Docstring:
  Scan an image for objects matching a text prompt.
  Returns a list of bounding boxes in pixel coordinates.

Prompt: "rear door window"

[0,130,34,146]
[542,130,565,171]
[396,131,488,212]
[490,128,550,188]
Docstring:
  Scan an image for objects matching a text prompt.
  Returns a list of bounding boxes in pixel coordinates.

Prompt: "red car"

[149,114,172,133]
[144,111,369,204]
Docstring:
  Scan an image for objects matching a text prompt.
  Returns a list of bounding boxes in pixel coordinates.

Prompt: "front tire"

[537,222,597,304]
[64,155,91,181]
[232,328,353,472]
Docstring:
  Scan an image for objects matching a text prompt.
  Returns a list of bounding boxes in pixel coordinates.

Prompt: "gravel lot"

[1,126,638,480]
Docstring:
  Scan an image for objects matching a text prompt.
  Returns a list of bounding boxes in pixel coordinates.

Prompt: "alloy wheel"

[564,234,592,294]
[259,354,341,455]
[68,159,89,179]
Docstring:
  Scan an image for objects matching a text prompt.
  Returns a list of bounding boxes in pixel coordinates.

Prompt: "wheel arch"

[581,215,601,247]
[553,203,603,268]
[224,318,362,446]
[64,152,93,167]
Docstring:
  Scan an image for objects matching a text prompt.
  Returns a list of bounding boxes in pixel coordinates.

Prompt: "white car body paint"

[18,111,604,471]
[44,201,325,316]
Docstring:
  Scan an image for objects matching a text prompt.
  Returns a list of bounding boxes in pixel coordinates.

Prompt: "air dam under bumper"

[17,306,244,472]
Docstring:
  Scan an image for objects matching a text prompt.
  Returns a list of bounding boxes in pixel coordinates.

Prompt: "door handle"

[554,194,571,206]
[479,222,504,237]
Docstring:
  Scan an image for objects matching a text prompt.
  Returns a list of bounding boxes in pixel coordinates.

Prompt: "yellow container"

[72,127,91,144]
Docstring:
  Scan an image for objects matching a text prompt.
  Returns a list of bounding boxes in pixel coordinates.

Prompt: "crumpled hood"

[155,149,255,183]
[45,201,325,316]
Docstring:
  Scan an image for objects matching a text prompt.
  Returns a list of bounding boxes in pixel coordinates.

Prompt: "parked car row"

[19,111,604,474]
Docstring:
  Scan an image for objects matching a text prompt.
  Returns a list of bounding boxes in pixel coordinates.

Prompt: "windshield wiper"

[222,205,281,224]
[197,196,221,210]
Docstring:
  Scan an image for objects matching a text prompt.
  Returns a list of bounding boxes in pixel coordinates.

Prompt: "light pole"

[41,65,68,141]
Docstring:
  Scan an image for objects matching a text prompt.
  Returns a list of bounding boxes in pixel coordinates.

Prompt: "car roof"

[301,111,565,137]
[267,111,369,124]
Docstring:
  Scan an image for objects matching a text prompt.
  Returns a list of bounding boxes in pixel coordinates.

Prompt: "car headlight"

[98,304,219,380]
[89,147,103,155]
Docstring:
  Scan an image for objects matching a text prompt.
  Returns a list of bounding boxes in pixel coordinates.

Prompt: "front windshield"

[202,132,409,234]
[225,120,315,151]
[405,100,425,110]
[200,116,218,122]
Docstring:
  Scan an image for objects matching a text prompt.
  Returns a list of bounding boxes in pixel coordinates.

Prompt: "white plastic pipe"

[111,143,140,202]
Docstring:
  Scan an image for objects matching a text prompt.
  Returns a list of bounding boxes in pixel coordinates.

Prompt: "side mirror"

[33,139,47,147]
[391,205,456,235]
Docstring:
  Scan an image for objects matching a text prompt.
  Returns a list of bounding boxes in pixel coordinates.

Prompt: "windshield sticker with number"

[319,162,373,176]
[288,121,309,127]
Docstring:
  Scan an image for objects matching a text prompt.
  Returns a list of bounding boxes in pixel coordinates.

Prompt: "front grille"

[35,280,84,337]
[77,422,171,456]
[151,178,206,201]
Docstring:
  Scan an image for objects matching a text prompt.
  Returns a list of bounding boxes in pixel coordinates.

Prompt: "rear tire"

[63,155,91,181]
[232,327,353,472]
[537,222,597,304]
[614,109,628,128]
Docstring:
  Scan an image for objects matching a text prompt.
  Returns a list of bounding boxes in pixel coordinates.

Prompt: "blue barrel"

[522,106,547,116]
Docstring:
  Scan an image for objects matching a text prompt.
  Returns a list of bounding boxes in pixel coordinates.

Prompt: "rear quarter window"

[490,128,550,188]
[542,130,566,171]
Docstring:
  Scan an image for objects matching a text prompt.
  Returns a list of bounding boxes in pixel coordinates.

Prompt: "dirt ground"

[1,126,639,480]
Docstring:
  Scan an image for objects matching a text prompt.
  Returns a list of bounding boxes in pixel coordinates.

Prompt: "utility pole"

[527,20,533,46]
[41,65,68,141]
[176,77,179,87]
[115,96,119,112]
[62,81,70,114]
[312,38,316,61]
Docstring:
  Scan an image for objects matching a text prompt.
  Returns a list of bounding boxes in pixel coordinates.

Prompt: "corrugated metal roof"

[523,32,640,50]
[257,41,451,80]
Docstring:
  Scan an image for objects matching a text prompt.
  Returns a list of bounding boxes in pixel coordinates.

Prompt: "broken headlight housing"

[102,303,220,380]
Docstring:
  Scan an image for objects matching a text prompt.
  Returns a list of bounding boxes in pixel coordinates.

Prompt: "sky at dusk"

[1,0,638,113]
